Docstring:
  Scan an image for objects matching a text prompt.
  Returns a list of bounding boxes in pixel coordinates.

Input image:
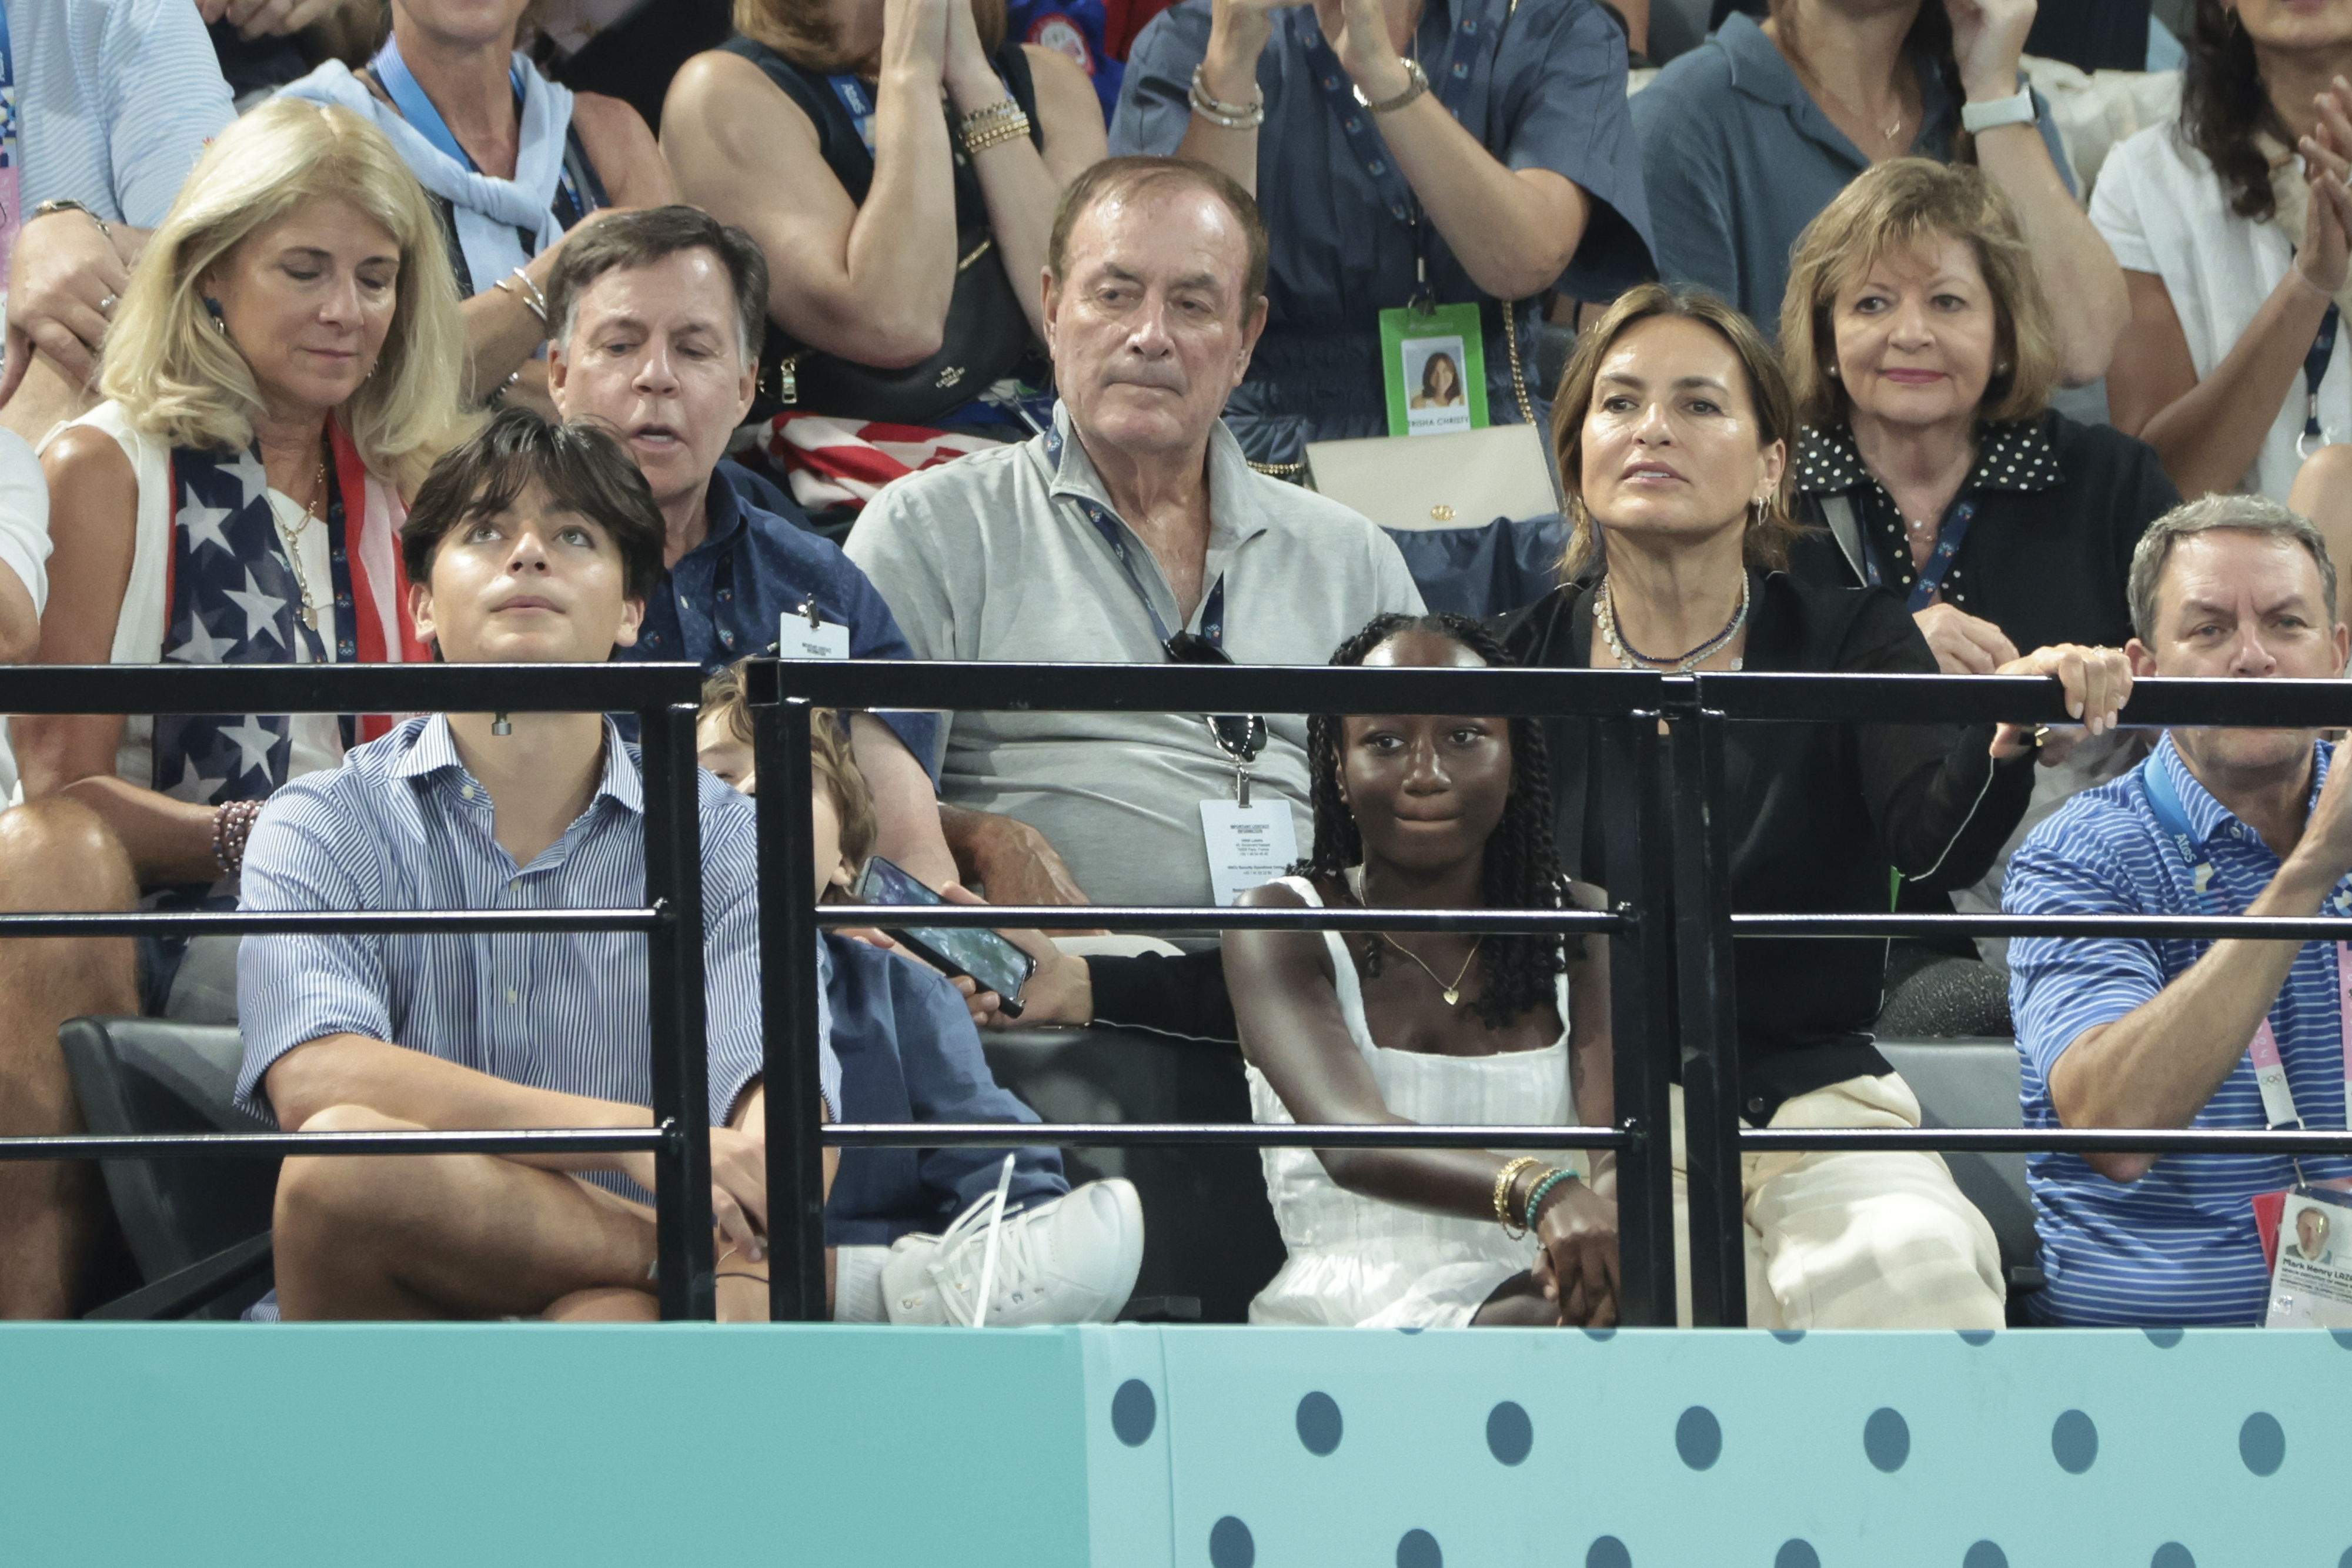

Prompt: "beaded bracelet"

[1492,1155,1540,1236]
[211,798,264,876]
[963,111,1034,156]
[1522,1168,1578,1233]
[1188,65,1265,130]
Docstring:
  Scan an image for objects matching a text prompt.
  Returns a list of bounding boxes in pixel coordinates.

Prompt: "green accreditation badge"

[1381,300,1488,437]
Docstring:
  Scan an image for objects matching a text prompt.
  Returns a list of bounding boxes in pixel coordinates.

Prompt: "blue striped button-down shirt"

[235,715,839,1196]
[2007,735,2352,1326]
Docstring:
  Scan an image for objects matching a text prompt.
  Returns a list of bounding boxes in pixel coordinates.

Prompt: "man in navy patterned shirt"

[2009,495,2352,1326]
[239,410,837,1322]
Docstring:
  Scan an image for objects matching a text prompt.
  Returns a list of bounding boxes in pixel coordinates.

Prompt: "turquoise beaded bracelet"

[1522,1168,1577,1231]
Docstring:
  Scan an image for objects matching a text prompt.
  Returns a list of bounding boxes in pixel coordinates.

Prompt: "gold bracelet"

[962,109,1034,156]
[1492,1155,1540,1236]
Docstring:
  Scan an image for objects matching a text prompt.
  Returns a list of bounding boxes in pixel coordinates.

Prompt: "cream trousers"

[1668,1073,2005,1330]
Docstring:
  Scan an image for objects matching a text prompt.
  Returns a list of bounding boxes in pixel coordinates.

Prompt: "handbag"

[1303,422,1561,531]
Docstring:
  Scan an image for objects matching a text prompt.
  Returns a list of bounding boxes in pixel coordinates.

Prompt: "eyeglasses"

[1163,630,1267,796]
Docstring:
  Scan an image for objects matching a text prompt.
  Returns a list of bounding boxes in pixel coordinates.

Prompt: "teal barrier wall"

[4,1325,2346,1566]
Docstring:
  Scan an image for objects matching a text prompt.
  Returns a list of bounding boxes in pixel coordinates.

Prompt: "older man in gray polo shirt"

[846,155,1423,913]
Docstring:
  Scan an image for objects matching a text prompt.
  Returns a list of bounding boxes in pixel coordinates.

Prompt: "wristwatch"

[1354,58,1429,116]
[1960,86,2036,135]
[31,198,113,240]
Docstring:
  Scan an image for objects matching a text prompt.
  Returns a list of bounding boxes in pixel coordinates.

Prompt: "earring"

[201,296,227,334]
[492,712,513,736]
[1748,497,1768,529]
[1826,363,1840,379]
[1995,361,2011,376]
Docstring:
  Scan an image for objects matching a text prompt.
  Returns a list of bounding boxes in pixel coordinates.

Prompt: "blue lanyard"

[827,74,877,155]
[2139,746,2219,900]
[1860,499,1977,614]
[1044,424,1225,647]
[372,35,527,173]
[2306,304,2341,454]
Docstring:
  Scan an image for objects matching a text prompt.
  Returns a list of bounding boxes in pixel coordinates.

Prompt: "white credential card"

[1200,797,1300,908]
[777,614,851,661]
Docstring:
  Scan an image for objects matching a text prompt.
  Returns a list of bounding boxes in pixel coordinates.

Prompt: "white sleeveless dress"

[1245,875,1579,1328]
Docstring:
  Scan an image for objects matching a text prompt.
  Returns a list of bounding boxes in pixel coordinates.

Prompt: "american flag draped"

[151,417,424,925]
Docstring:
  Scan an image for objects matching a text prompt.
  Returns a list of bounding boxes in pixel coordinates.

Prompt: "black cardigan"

[1491,570,2037,1118]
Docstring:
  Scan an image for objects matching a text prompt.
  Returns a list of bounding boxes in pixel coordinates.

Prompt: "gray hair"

[543,205,769,365]
[2126,493,2339,644]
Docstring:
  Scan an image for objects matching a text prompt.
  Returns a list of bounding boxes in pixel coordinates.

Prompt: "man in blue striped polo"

[235,407,837,1322]
[2007,494,2352,1327]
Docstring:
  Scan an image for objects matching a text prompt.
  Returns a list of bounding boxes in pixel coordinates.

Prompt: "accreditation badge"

[1380,301,1488,437]
[2262,1186,2352,1327]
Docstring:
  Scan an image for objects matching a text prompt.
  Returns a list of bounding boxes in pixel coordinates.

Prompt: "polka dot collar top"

[1793,419,2064,499]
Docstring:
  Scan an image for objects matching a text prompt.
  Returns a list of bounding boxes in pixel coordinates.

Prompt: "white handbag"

[1303,423,1562,531]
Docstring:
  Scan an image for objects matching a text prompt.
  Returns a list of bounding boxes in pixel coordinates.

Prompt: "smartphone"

[853,855,1037,1017]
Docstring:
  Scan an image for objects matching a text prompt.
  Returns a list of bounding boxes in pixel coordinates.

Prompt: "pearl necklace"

[1596,573,1750,673]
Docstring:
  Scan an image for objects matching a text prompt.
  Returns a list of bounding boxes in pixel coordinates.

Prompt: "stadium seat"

[981,1026,1287,1323]
[58,1017,276,1320]
[1877,1038,2043,1323]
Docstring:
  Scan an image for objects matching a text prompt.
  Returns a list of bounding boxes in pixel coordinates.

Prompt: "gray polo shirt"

[844,404,1425,911]
[1630,13,2072,335]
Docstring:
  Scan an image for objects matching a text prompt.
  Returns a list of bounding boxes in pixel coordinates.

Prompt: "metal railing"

[0,662,720,1319]
[6,658,2347,1329]
[750,660,2352,1328]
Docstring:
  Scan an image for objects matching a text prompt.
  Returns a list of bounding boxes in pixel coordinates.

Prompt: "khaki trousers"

[1668,1074,2005,1329]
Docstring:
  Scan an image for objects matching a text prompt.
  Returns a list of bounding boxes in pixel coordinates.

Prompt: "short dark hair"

[402,407,668,601]
[1047,155,1268,306]
[544,205,770,363]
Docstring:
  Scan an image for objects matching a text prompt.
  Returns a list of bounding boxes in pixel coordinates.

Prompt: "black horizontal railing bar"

[0,661,706,715]
[1743,1127,2352,1155]
[823,1122,1629,1150]
[1692,672,2352,728]
[1733,912,2352,940]
[747,657,1668,717]
[0,908,662,937]
[815,904,1625,933]
[0,1127,670,1161]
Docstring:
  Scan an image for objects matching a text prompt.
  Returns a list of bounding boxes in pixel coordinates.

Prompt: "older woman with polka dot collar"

[1780,159,2179,676]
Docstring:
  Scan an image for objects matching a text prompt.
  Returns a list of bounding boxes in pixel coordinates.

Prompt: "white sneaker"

[881,1178,1144,1326]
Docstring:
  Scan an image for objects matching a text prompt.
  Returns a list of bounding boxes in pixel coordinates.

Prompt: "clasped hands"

[1527,1172,1621,1328]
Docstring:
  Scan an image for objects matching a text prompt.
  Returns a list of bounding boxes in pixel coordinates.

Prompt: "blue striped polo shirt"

[236,714,840,1201]
[2006,734,2352,1326]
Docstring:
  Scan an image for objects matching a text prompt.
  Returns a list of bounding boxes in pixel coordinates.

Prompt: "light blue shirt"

[2007,735,2352,1326]
[235,714,838,1200]
[1631,13,2072,337]
[9,0,234,226]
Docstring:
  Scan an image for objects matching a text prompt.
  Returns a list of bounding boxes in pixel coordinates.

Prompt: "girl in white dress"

[1223,612,1619,1328]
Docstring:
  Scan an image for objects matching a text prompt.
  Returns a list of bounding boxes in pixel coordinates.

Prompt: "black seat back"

[58,1017,278,1312]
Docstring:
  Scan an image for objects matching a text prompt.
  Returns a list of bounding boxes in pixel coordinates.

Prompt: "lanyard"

[372,36,527,172]
[1044,423,1227,647]
[2303,303,2341,460]
[1856,497,1976,613]
[2141,750,2352,1134]
[826,74,878,155]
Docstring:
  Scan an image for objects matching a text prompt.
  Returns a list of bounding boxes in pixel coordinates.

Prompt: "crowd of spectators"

[0,0,2339,1336]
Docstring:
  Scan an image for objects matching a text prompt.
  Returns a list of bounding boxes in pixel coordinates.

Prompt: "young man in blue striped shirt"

[237,409,838,1321]
[2007,494,2352,1326]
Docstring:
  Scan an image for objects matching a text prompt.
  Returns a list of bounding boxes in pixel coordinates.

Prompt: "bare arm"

[266,1032,781,1254]
[1172,0,1280,192]
[2049,754,2352,1182]
[1311,0,1589,301]
[1224,880,1541,1212]
[1946,0,2124,384]
[848,711,958,888]
[663,0,971,369]
[16,429,216,884]
[452,94,677,409]
[0,561,35,667]
[2110,86,2352,492]
[957,44,1108,340]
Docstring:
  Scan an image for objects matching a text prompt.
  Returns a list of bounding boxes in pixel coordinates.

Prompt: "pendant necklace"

[1380,931,1483,1006]
[270,448,330,633]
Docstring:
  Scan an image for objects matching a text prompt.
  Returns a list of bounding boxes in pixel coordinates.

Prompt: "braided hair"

[1295,612,1569,1031]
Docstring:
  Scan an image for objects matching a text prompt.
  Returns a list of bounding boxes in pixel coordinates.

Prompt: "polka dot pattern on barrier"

[1110,1379,1155,1447]
[2050,1409,2097,1474]
[1486,1401,1533,1466]
[1296,1392,1342,1457]
[1676,1406,1722,1470]
[1863,1408,1910,1473]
